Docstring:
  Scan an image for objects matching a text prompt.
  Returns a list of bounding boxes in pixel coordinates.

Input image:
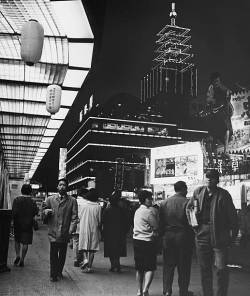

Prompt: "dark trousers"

[109,256,120,269]
[50,242,68,278]
[196,224,229,296]
[162,231,194,296]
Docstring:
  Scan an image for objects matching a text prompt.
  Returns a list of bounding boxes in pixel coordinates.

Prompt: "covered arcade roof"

[0,0,94,179]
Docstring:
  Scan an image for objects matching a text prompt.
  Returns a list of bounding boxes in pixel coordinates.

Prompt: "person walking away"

[42,178,78,282]
[12,184,39,267]
[72,186,89,267]
[103,190,129,272]
[186,169,238,296]
[159,181,194,296]
[78,188,102,273]
[133,190,158,296]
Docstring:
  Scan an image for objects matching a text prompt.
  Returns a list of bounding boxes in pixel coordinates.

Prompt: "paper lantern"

[21,19,44,66]
[46,85,61,115]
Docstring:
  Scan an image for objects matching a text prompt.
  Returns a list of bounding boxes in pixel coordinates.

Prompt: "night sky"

[93,0,250,102]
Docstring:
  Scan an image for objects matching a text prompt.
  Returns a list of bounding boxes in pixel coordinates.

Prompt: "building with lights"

[66,93,207,196]
[140,3,197,123]
[65,3,205,197]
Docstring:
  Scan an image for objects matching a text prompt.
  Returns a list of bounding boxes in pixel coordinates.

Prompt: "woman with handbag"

[12,184,39,267]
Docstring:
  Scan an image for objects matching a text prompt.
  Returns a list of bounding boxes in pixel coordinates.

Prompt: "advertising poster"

[229,90,250,151]
[58,148,67,179]
[151,142,204,199]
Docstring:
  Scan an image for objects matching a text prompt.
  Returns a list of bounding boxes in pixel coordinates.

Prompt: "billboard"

[58,148,67,179]
[229,90,250,151]
[151,142,204,186]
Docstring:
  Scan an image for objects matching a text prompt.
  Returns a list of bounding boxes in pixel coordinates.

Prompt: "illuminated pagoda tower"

[141,2,197,121]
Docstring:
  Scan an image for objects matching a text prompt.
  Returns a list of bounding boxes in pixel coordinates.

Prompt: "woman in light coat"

[78,188,101,273]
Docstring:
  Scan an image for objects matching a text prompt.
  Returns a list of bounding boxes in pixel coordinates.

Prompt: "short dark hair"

[210,72,221,83]
[109,195,119,206]
[58,178,68,187]
[138,190,153,204]
[205,169,220,182]
[77,186,89,197]
[21,184,32,195]
[174,181,187,193]
[85,188,98,202]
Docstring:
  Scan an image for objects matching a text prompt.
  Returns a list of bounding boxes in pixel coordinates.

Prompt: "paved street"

[1,225,250,296]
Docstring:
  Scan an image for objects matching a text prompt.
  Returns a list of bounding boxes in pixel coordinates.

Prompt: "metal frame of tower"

[140,2,197,103]
[153,2,194,73]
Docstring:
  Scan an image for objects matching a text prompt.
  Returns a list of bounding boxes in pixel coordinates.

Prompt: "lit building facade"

[66,110,207,196]
[66,3,205,196]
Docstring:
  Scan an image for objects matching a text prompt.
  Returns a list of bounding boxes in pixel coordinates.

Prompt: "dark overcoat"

[103,205,128,257]
[12,195,39,244]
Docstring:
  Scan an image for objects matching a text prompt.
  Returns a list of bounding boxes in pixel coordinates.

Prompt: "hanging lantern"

[46,85,62,115]
[21,19,44,66]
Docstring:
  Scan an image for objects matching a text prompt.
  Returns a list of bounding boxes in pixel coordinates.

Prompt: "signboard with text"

[91,119,177,138]
[151,142,204,185]
[229,90,250,151]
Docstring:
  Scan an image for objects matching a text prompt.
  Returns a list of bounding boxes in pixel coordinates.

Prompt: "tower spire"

[169,2,177,26]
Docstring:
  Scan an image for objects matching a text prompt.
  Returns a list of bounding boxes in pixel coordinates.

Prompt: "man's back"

[160,194,189,232]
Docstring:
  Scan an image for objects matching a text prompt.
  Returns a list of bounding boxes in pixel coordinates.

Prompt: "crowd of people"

[11,169,242,296]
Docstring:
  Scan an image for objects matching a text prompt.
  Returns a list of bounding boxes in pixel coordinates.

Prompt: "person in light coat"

[78,188,102,273]
[72,186,89,267]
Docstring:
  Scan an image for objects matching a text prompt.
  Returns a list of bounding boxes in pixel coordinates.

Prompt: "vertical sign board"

[229,90,250,151]
[151,142,204,198]
[58,148,67,180]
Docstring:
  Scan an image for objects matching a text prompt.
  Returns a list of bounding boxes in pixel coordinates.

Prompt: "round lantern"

[46,85,62,115]
[21,19,44,66]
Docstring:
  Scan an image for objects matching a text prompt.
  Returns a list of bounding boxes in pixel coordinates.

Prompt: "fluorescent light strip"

[68,116,177,145]
[67,159,146,175]
[69,176,95,187]
[178,128,208,133]
[69,128,179,155]
[67,143,150,165]
[92,130,180,139]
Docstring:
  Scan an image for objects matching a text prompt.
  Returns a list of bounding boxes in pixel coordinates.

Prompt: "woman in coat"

[78,188,102,273]
[12,184,39,267]
[103,191,129,272]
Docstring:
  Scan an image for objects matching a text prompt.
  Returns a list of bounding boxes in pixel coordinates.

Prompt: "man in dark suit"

[159,181,194,296]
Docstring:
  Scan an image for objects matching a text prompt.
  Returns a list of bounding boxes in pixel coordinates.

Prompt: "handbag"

[33,218,39,231]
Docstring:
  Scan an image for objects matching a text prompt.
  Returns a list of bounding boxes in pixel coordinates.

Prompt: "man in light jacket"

[43,178,78,282]
[187,169,238,296]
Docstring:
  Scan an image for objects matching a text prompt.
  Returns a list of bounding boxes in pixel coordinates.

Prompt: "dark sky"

[93,0,250,102]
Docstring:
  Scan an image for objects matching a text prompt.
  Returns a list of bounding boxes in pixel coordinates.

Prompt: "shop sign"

[229,90,250,151]
[91,119,171,137]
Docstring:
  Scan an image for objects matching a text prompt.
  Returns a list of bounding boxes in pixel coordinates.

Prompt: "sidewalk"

[1,225,249,296]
